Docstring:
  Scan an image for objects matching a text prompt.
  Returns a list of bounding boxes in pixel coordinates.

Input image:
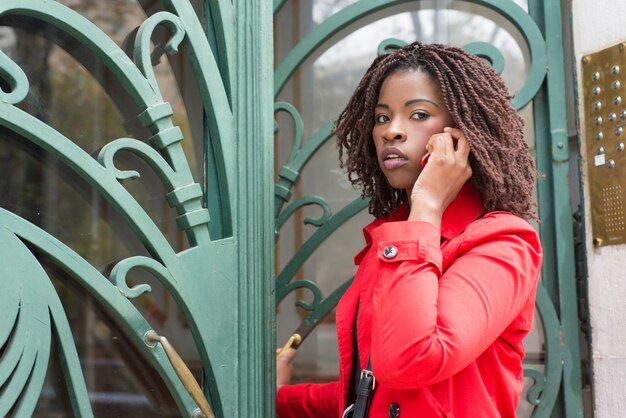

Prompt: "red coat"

[277,183,542,417]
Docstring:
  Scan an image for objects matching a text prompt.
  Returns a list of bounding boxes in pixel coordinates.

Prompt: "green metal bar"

[233,1,275,417]
[162,0,235,240]
[533,88,560,305]
[566,3,594,415]
[48,289,95,417]
[204,0,234,105]
[542,0,584,415]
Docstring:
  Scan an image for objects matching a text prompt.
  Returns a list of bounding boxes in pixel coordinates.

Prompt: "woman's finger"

[442,132,455,156]
[277,347,298,362]
[429,133,448,157]
[444,127,470,160]
[455,136,471,160]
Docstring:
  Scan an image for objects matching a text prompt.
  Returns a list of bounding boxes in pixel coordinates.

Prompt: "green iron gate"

[273,1,584,417]
[0,0,273,417]
[0,0,583,417]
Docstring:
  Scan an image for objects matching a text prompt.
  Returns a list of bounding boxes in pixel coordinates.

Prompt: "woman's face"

[372,69,454,192]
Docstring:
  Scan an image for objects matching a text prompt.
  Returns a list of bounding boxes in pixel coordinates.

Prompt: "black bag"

[342,304,375,418]
[342,358,375,418]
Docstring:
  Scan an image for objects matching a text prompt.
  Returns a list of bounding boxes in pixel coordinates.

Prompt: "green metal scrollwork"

[377,38,407,55]
[274,96,366,330]
[273,95,368,330]
[275,198,368,304]
[524,369,547,407]
[0,49,29,104]
[109,256,178,299]
[134,12,186,98]
[0,0,272,416]
[274,0,546,110]
[275,195,333,233]
[0,231,57,418]
[0,210,202,416]
[522,283,564,415]
[462,41,506,74]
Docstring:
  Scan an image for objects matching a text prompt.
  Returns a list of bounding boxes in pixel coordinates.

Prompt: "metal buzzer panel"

[582,43,626,246]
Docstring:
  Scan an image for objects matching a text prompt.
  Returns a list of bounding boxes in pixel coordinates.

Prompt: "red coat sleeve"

[276,381,341,418]
[369,214,542,389]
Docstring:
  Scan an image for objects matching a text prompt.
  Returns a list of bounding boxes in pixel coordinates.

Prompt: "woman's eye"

[375,114,389,123]
[411,111,429,120]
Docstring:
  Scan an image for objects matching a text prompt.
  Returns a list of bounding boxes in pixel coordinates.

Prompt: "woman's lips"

[380,146,409,169]
[382,157,409,169]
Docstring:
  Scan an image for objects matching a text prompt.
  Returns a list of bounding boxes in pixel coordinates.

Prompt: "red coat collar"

[354,181,485,265]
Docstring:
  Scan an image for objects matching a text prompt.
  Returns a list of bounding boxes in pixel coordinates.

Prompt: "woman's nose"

[383,121,407,142]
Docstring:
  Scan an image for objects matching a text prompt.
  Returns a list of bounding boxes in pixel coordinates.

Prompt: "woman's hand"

[276,348,298,392]
[408,126,472,228]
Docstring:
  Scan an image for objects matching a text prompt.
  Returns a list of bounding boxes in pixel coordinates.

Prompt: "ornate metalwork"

[273,0,546,109]
[274,1,583,417]
[525,283,564,414]
[0,210,199,416]
[0,0,274,417]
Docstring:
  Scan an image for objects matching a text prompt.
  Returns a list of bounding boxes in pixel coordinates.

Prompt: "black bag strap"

[349,305,375,418]
[353,356,374,417]
[350,316,360,399]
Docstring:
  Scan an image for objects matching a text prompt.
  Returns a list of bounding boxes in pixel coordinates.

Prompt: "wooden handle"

[146,330,214,418]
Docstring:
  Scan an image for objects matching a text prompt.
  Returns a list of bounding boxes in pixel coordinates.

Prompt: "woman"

[276,41,542,418]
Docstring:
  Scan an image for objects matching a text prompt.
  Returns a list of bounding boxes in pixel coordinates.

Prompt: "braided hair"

[334,41,537,220]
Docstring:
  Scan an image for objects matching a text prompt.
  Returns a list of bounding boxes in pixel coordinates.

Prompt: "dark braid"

[334,41,537,220]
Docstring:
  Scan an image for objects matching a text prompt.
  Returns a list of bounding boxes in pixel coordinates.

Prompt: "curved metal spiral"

[0,49,29,105]
[275,195,333,235]
[523,283,564,416]
[134,12,186,98]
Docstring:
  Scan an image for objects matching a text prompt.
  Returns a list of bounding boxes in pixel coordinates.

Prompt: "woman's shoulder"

[461,211,541,248]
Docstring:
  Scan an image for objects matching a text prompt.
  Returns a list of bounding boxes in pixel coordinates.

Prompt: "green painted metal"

[275,198,368,304]
[536,0,585,415]
[463,41,506,74]
[274,1,584,417]
[233,2,275,417]
[526,282,564,415]
[0,210,199,416]
[374,38,505,75]
[0,0,274,417]
[273,0,546,110]
[273,0,289,16]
